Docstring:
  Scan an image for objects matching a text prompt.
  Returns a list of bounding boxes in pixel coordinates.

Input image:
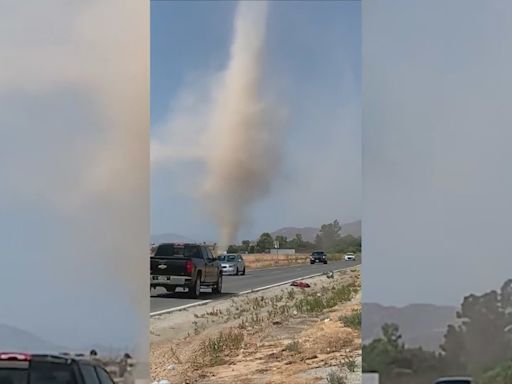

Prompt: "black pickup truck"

[150,243,223,298]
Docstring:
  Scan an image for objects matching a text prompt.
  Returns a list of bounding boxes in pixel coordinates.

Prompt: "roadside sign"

[274,241,279,249]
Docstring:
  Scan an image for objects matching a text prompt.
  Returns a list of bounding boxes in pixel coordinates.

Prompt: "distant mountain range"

[362,303,459,351]
[0,324,131,356]
[339,220,362,238]
[270,227,319,242]
[271,220,361,242]
[0,324,64,352]
[151,220,362,245]
[150,233,197,244]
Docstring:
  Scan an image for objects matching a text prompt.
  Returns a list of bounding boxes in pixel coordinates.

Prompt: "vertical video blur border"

[0,1,149,383]
[363,1,512,384]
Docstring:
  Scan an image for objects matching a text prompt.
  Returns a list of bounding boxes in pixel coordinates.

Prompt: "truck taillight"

[0,353,31,361]
[185,260,193,274]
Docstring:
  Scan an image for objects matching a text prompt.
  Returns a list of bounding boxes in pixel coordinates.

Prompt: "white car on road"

[344,252,356,261]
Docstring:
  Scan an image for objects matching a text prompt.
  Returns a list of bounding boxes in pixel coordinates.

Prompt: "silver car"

[219,254,246,275]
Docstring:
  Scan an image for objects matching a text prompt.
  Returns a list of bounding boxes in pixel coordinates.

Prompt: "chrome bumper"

[150,275,191,285]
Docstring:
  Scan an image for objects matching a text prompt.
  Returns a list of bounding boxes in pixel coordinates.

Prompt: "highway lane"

[150,258,360,314]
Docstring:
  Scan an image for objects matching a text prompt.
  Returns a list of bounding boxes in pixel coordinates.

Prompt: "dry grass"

[340,309,361,331]
[326,370,347,384]
[192,328,245,368]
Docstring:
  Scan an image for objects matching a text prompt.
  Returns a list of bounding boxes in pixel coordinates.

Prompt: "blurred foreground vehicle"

[0,352,116,384]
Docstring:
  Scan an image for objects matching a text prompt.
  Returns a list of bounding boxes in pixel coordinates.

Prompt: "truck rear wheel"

[188,274,201,299]
[212,273,223,294]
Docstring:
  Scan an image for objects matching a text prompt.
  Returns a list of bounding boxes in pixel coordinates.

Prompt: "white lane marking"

[237,270,341,295]
[150,300,213,317]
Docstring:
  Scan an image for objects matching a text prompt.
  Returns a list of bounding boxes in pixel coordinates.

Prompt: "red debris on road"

[290,281,311,288]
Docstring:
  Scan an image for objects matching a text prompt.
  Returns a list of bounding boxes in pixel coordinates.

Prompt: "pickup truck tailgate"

[150,257,189,276]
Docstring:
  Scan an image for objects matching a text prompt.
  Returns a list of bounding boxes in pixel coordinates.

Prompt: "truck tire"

[188,273,201,299]
[212,273,223,294]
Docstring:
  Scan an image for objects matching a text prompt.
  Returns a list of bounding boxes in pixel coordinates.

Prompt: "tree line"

[363,279,512,384]
[226,219,361,254]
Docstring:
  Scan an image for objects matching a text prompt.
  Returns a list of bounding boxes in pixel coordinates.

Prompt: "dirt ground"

[150,266,361,384]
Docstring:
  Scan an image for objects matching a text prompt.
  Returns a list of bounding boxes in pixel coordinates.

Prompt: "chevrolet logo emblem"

[157,264,167,269]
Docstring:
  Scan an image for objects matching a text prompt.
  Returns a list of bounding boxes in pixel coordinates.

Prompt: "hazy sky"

[0,1,148,357]
[151,1,361,242]
[363,0,512,306]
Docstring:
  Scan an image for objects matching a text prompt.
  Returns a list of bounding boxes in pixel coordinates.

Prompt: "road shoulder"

[151,266,361,384]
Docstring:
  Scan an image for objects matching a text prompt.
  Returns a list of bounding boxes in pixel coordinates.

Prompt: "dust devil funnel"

[203,1,282,251]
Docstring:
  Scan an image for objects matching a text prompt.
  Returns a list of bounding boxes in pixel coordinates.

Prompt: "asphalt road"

[150,259,360,314]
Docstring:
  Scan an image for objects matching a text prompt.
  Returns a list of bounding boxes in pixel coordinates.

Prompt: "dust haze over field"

[151,1,284,249]
[0,0,148,360]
